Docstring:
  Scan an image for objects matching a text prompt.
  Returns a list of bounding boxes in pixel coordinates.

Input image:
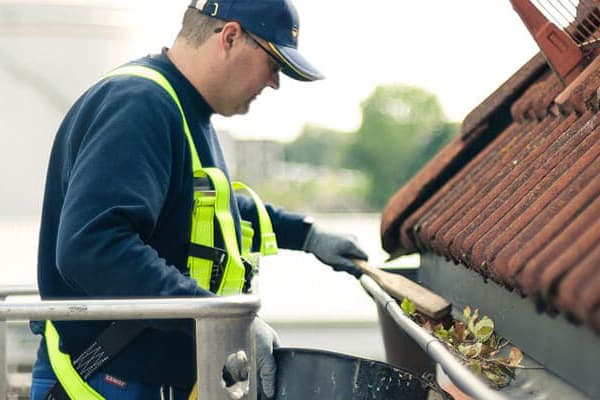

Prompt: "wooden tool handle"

[355,259,451,319]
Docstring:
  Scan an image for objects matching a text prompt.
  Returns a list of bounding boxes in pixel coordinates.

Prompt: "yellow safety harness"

[44,65,278,399]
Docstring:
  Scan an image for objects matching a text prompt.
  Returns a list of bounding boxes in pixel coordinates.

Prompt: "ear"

[219,21,244,51]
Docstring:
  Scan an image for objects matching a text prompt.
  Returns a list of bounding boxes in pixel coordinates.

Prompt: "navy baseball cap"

[189,0,324,81]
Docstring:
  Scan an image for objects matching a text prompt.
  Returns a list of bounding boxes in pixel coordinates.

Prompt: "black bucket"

[273,348,451,400]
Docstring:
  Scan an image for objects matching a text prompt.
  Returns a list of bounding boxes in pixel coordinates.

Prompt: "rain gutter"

[360,275,508,400]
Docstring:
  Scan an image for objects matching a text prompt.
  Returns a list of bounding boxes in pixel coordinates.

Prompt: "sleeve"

[55,80,211,331]
[236,194,312,251]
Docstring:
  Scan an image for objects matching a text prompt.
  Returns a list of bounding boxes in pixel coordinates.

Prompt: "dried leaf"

[422,320,434,333]
[483,369,511,388]
[480,344,494,358]
[452,321,466,342]
[507,347,523,367]
[488,334,498,348]
[458,342,483,358]
[468,360,482,374]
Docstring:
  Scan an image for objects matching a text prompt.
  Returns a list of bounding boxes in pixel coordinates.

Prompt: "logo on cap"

[291,25,299,40]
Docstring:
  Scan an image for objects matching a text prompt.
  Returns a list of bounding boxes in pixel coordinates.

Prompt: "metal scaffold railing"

[0,287,260,400]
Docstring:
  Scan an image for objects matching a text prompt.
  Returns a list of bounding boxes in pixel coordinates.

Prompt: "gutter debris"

[360,275,509,400]
[401,299,525,389]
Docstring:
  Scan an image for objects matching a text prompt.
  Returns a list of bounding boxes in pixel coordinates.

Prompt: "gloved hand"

[302,224,368,278]
[254,318,280,399]
[222,319,280,399]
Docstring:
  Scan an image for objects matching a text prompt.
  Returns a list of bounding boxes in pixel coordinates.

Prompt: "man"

[30,1,368,399]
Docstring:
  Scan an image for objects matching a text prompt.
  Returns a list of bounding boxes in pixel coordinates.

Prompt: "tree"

[283,124,349,167]
[344,84,457,209]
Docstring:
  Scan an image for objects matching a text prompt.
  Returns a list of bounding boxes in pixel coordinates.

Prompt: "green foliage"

[255,170,369,213]
[344,84,458,209]
[284,124,350,167]
[400,298,416,316]
[275,124,369,212]
[281,84,458,211]
[409,305,524,389]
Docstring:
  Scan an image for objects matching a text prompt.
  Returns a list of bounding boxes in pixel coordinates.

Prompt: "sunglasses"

[215,27,282,75]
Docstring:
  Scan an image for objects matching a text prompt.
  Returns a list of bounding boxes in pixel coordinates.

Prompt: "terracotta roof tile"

[502,159,600,285]
[478,127,600,282]
[515,187,600,297]
[403,122,525,256]
[469,112,598,271]
[380,37,600,334]
[381,53,548,255]
[557,244,600,322]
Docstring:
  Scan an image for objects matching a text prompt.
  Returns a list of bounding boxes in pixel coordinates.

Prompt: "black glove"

[302,224,368,278]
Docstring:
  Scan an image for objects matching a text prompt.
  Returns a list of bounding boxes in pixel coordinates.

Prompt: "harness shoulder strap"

[232,182,278,256]
[104,65,202,172]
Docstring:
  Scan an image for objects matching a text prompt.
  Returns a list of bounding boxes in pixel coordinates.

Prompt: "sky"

[0,0,541,216]
[128,0,540,141]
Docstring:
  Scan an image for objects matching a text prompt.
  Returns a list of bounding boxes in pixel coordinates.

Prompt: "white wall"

[0,2,138,215]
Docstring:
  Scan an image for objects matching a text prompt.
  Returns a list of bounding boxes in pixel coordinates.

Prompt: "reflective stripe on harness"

[201,167,247,295]
[232,182,278,256]
[45,321,104,400]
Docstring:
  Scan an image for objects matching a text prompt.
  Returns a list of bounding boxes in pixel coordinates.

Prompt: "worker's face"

[217,24,281,116]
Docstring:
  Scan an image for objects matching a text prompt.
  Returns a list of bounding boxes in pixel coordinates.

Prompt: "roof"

[381,41,600,333]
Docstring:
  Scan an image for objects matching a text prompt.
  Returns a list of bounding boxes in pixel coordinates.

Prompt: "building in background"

[0,1,138,216]
[233,139,284,186]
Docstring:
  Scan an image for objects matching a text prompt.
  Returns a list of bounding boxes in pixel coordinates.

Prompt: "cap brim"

[268,43,324,82]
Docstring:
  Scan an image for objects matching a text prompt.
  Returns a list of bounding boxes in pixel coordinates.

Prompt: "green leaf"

[474,316,494,343]
[400,298,416,316]
[434,324,449,340]
[467,308,480,337]
[463,306,471,322]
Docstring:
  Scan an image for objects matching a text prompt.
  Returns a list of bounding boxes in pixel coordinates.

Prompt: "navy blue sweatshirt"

[32,50,311,388]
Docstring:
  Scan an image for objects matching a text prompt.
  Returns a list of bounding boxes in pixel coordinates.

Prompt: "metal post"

[0,286,39,400]
[195,315,257,400]
[0,294,7,400]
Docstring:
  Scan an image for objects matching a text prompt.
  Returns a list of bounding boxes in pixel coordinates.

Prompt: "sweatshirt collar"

[153,48,214,121]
